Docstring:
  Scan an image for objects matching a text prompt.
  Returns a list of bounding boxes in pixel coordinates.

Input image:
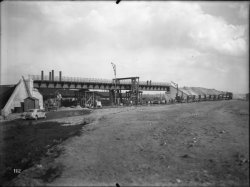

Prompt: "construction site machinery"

[45,91,61,111]
[113,77,141,105]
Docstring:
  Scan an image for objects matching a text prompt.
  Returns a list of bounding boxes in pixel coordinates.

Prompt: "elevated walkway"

[29,75,171,91]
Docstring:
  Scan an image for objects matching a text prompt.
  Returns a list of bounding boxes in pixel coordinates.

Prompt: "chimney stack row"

[41,70,62,81]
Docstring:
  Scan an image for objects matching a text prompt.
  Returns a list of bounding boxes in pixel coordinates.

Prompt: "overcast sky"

[1,1,249,93]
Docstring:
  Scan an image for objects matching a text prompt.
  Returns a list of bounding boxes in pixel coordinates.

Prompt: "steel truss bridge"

[30,75,171,92]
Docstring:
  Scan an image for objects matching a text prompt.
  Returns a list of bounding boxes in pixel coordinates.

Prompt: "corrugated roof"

[179,87,225,96]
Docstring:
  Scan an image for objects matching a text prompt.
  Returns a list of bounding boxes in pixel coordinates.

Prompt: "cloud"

[189,15,247,56]
[7,1,246,56]
[238,4,248,19]
[1,1,248,93]
[228,2,249,19]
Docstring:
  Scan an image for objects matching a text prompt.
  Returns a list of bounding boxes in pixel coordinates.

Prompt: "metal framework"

[74,90,96,108]
[113,77,141,105]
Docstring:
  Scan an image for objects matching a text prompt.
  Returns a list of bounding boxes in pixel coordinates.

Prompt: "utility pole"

[171,81,179,102]
[111,62,117,105]
[171,81,178,95]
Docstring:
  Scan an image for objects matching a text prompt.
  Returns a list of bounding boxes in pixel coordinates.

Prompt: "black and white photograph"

[0,0,249,186]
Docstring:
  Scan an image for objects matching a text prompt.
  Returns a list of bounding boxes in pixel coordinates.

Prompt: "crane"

[171,81,182,103]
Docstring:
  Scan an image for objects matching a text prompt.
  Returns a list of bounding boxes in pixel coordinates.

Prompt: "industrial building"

[0,70,233,117]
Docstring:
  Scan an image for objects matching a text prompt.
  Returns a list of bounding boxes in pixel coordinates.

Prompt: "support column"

[109,89,115,106]
[119,90,123,104]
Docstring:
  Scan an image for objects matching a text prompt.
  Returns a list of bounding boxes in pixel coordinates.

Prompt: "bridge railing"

[140,81,171,86]
[29,75,113,83]
[61,76,113,83]
[29,75,170,86]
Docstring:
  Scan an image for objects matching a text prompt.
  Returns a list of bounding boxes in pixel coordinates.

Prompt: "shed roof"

[179,87,225,96]
[24,96,39,100]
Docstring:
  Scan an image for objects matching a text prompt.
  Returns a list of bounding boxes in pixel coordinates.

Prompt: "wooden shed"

[24,97,39,112]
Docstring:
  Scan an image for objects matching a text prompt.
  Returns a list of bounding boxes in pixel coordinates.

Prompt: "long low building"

[165,86,231,101]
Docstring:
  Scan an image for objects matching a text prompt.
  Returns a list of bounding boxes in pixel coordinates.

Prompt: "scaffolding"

[113,77,142,105]
[75,90,96,108]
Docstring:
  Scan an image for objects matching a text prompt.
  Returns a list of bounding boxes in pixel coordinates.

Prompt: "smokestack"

[59,71,62,81]
[49,72,51,81]
[52,70,54,81]
[41,71,44,80]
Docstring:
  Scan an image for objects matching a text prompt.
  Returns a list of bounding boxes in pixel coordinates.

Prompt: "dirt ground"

[40,100,249,186]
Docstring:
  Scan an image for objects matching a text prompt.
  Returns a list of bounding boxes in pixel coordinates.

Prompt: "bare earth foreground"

[39,100,249,186]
